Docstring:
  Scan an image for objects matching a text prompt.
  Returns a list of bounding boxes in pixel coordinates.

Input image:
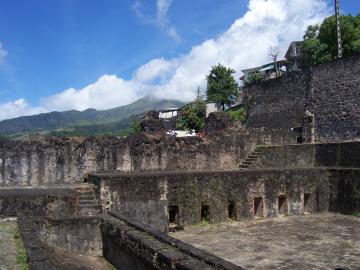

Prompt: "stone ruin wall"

[250,141,360,170]
[245,54,360,143]
[89,168,360,232]
[88,169,333,232]
[245,71,308,130]
[0,129,296,186]
[309,55,360,142]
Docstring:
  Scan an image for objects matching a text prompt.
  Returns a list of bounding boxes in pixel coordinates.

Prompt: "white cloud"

[0,0,330,120]
[41,74,139,111]
[145,0,330,100]
[132,0,180,42]
[134,58,179,83]
[0,42,8,65]
[0,99,45,120]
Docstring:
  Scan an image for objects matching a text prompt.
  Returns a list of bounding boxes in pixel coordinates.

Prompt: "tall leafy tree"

[302,14,360,68]
[206,64,239,111]
[176,100,206,132]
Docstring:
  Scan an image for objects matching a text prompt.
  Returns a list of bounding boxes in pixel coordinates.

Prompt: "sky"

[0,0,358,120]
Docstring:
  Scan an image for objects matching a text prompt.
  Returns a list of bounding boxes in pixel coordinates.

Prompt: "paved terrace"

[172,213,360,270]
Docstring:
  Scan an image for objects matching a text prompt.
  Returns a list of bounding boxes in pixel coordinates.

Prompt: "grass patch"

[196,220,210,227]
[0,220,29,270]
[353,211,360,218]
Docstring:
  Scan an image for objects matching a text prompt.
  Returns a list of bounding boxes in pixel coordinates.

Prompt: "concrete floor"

[172,213,360,270]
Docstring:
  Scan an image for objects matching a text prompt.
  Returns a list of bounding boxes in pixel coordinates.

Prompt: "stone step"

[78,207,101,215]
[79,203,100,208]
[76,189,93,194]
[79,194,96,200]
[247,154,260,159]
[245,158,257,162]
[239,164,249,169]
[79,200,98,206]
[242,161,253,165]
[74,186,94,192]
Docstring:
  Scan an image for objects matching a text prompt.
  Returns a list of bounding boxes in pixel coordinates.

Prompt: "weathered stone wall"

[0,187,78,217]
[0,129,296,186]
[89,169,331,231]
[309,55,360,142]
[89,173,168,232]
[328,169,360,214]
[101,214,243,270]
[18,215,106,270]
[35,216,102,256]
[251,142,360,169]
[244,54,360,142]
[245,71,308,129]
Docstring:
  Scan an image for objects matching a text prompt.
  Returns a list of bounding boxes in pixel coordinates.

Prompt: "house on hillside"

[205,101,222,117]
[158,108,180,130]
[285,41,303,72]
[240,60,290,83]
[240,41,304,84]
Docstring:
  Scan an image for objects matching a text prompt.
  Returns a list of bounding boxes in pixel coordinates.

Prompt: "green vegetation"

[302,14,360,68]
[131,120,142,134]
[0,221,29,270]
[228,106,246,122]
[176,100,206,132]
[13,228,29,270]
[354,211,360,218]
[206,63,239,111]
[196,219,210,227]
[244,71,264,86]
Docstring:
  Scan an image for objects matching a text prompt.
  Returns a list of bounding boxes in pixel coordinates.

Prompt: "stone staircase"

[74,185,101,216]
[239,147,265,170]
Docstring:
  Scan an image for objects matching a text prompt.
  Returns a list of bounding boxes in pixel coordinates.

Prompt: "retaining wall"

[250,142,360,169]
[245,54,360,142]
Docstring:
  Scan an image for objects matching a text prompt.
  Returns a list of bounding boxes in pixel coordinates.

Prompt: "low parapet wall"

[18,213,243,270]
[102,213,243,270]
[18,215,103,270]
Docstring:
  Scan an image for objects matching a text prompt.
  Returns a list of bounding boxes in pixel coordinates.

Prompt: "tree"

[302,14,360,68]
[131,120,141,134]
[176,100,206,132]
[244,72,264,86]
[269,46,279,77]
[206,64,239,111]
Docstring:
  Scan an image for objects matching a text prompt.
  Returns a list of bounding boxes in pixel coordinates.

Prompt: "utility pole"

[335,0,343,58]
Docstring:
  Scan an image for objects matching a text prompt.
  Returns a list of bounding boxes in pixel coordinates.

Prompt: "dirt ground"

[172,213,360,270]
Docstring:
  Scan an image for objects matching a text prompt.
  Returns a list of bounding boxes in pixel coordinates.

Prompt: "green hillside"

[0,96,184,139]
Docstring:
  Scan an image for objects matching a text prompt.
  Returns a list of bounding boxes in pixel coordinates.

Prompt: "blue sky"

[0,0,358,119]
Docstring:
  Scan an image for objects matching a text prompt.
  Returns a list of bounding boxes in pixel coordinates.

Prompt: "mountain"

[0,96,184,138]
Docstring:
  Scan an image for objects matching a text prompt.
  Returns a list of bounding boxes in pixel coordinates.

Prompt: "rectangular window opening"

[228,201,236,220]
[169,205,179,225]
[201,204,210,222]
[254,197,263,218]
[278,195,288,216]
[304,193,312,213]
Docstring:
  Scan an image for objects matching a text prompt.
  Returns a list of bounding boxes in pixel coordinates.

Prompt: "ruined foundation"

[0,55,359,269]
